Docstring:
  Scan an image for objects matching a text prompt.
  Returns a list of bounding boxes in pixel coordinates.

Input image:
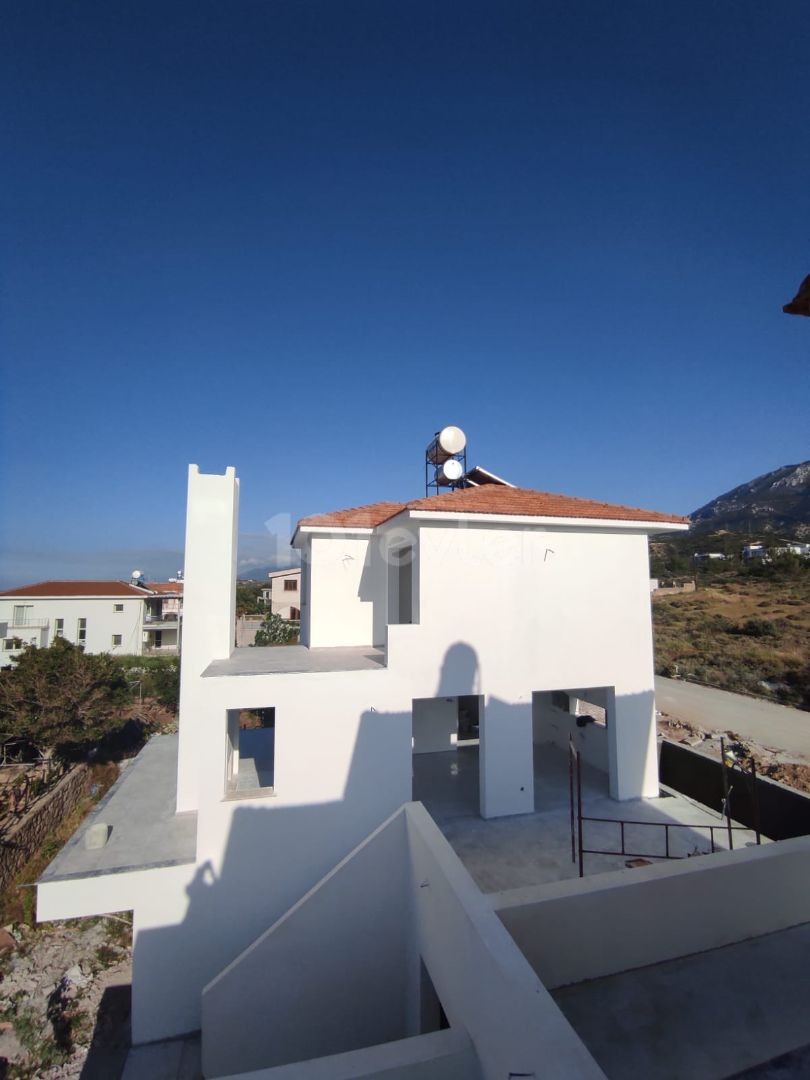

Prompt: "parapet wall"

[495,834,810,989]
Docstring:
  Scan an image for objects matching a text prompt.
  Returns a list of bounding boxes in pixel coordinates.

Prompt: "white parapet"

[176,464,239,813]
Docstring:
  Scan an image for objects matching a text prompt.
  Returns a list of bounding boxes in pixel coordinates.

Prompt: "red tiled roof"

[298,501,407,528]
[406,486,689,524]
[0,580,151,598]
[297,486,688,530]
[146,582,184,594]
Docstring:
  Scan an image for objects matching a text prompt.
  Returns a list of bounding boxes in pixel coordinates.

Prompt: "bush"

[252,613,298,647]
[118,656,180,710]
[735,618,778,638]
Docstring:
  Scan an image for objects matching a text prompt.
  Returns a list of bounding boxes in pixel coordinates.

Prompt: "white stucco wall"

[385,522,659,801]
[202,809,414,1077]
[412,697,458,754]
[216,1028,480,1080]
[479,697,535,818]
[176,465,239,812]
[405,804,605,1079]
[298,547,312,645]
[495,834,810,990]
[306,534,382,647]
[205,802,605,1080]
[37,861,200,1043]
[0,595,144,664]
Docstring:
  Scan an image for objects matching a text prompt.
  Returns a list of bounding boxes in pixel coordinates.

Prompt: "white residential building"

[0,580,183,666]
[262,567,301,620]
[36,467,810,1078]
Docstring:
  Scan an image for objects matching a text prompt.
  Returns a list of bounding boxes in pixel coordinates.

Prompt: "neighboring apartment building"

[0,580,183,666]
[36,466,810,1078]
[140,581,184,655]
[261,567,301,620]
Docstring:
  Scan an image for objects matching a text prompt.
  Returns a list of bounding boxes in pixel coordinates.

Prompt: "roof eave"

[407,509,690,532]
[292,524,377,547]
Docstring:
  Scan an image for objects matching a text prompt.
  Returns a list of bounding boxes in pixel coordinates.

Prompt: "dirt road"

[655,676,810,763]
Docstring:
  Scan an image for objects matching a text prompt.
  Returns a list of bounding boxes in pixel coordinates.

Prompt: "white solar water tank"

[437,458,464,484]
[426,426,467,464]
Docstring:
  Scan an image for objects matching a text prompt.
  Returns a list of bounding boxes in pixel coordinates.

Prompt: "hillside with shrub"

[690,460,810,538]
[652,545,810,711]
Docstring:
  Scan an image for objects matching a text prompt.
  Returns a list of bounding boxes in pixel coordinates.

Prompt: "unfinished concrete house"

[36,449,810,1079]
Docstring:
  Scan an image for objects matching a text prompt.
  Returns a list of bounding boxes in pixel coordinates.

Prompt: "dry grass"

[0,762,119,927]
[653,574,810,710]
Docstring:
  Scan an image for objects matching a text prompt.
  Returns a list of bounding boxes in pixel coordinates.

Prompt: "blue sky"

[2,1,809,586]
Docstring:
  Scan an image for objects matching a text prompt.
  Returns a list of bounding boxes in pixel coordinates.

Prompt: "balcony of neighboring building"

[143,623,180,656]
[143,603,181,630]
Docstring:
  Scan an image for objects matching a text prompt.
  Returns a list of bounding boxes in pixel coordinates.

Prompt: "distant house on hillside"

[742,543,768,561]
[772,541,810,558]
[0,580,183,666]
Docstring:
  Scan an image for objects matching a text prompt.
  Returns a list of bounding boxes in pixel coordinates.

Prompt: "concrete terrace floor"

[553,921,810,1080]
[40,735,196,882]
[203,644,386,678]
[414,744,763,892]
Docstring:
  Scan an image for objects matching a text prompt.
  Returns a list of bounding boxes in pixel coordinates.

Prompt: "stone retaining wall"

[0,765,92,892]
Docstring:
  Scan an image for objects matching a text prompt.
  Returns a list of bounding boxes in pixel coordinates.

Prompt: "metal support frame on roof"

[425,427,468,497]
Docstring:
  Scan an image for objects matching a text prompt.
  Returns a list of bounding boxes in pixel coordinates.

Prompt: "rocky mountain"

[691,461,810,538]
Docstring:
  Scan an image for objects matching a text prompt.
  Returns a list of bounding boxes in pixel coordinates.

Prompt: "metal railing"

[568,737,762,878]
[9,618,49,629]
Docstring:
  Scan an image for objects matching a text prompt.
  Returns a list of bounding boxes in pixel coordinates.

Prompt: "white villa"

[0,580,183,666]
[35,466,810,1079]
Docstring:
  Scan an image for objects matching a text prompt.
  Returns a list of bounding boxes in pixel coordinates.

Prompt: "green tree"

[252,612,299,646]
[118,655,180,711]
[0,639,130,756]
[236,581,266,615]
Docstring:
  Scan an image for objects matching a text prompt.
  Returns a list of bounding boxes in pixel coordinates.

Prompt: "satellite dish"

[131,570,143,581]
[426,426,467,465]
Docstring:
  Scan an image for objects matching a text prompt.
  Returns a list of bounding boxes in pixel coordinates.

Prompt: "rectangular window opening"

[113,603,124,613]
[77,618,87,644]
[112,634,123,647]
[283,578,298,591]
[388,545,414,625]
[225,707,275,797]
[54,619,64,638]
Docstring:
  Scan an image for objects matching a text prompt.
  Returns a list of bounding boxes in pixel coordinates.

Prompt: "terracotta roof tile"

[297,486,688,530]
[298,501,407,529]
[0,580,151,598]
[405,486,689,524]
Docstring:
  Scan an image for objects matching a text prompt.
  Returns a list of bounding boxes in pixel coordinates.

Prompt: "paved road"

[655,676,810,761]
